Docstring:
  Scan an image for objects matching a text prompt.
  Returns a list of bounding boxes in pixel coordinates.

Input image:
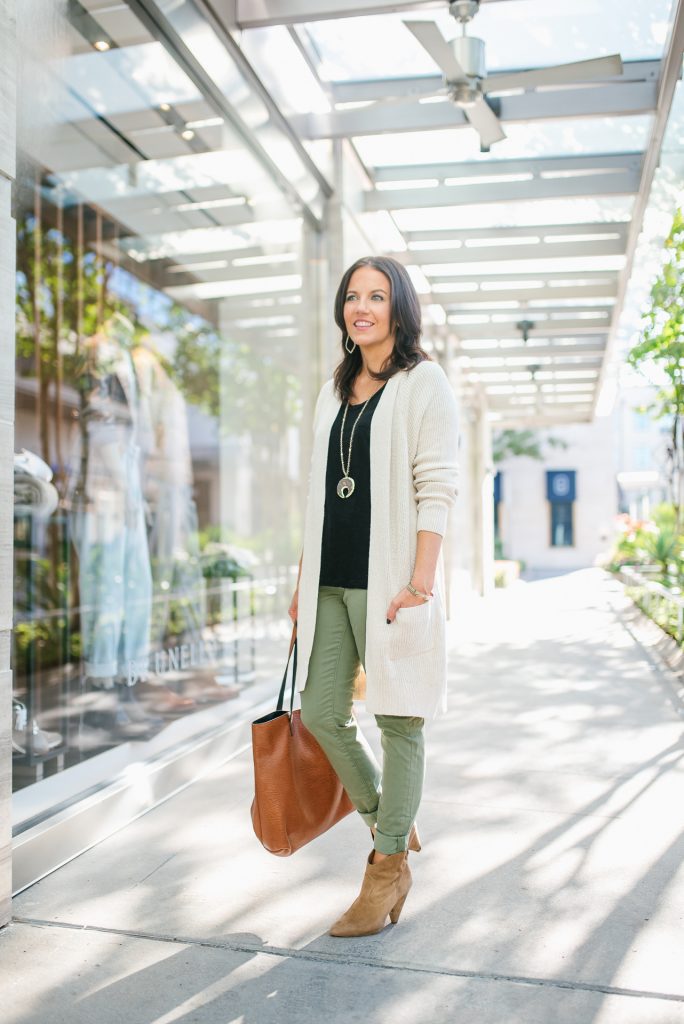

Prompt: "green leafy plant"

[628,208,684,529]
[492,429,567,464]
[642,526,680,580]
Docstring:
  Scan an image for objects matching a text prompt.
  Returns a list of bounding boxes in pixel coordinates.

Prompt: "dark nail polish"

[386,618,391,624]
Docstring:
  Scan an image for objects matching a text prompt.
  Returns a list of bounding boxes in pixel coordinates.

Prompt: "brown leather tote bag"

[250,626,354,856]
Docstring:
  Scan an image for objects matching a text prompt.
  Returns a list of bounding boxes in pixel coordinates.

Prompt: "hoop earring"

[345,334,356,354]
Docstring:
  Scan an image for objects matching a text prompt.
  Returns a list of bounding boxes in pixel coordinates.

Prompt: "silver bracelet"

[407,581,432,601]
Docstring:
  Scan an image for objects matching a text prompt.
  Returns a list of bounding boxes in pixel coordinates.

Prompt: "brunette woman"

[289,255,459,937]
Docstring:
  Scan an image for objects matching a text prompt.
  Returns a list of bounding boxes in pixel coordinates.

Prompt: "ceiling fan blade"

[404,20,468,82]
[482,53,624,94]
[465,95,506,148]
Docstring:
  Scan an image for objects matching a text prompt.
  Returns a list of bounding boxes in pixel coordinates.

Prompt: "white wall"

[497,414,616,573]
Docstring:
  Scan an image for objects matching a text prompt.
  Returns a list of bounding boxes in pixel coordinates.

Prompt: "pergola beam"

[365,170,640,210]
[457,342,606,358]
[425,268,621,285]
[397,238,626,263]
[487,388,594,398]
[471,372,600,384]
[233,0,507,28]
[375,153,643,183]
[166,277,302,301]
[404,220,630,243]
[489,401,593,413]
[491,413,592,426]
[293,83,657,139]
[452,318,612,338]
[150,257,301,284]
[332,61,661,104]
[431,282,619,303]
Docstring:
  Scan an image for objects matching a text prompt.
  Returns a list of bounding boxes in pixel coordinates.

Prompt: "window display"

[12,1,314,796]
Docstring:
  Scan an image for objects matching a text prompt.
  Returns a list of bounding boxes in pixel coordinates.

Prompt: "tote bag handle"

[275,623,298,717]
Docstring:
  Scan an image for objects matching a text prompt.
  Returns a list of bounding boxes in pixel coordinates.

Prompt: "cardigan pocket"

[389,599,435,661]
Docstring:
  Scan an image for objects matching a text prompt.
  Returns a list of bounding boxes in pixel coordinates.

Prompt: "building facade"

[494,383,670,575]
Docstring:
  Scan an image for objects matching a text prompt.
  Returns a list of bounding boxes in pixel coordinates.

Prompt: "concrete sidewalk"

[3,569,684,1024]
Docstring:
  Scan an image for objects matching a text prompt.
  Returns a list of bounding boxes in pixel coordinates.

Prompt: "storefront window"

[12,1,318,795]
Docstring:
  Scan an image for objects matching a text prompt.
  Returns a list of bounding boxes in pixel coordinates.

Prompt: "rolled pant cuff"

[373,828,409,855]
[358,808,378,827]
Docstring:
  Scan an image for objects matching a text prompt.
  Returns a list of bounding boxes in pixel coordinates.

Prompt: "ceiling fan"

[401,0,624,150]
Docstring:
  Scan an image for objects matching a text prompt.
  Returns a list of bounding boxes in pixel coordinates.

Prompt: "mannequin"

[133,337,205,647]
[71,313,154,736]
[13,450,63,757]
[132,337,237,709]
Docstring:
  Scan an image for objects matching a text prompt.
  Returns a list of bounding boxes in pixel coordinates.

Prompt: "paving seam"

[9,916,684,1004]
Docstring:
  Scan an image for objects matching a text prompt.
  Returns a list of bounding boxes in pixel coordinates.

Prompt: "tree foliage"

[628,208,684,527]
[492,428,567,465]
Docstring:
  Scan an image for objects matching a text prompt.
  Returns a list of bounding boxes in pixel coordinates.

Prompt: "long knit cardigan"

[296,359,460,719]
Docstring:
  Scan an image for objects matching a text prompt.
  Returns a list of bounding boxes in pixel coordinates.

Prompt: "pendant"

[337,476,355,499]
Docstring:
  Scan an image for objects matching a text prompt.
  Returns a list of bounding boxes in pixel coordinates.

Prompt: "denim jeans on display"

[72,442,152,682]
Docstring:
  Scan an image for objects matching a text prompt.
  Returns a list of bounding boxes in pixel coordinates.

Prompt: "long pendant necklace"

[337,395,372,499]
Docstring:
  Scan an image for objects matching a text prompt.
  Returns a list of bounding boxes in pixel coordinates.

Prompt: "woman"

[289,254,459,937]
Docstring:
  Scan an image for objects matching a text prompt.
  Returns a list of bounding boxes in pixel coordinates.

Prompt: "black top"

[319,384,386,589]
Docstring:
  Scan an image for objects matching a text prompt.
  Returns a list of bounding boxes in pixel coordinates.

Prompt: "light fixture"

[516,319,535,343]
[176,197,247,212]
[67,0,115,52]
[160,103,171,112]
[180,128,195,141]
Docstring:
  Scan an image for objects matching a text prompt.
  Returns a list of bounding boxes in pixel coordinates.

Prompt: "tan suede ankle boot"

[328,850,412,937]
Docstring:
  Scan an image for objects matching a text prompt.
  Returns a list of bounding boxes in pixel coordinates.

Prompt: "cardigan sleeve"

[305,379,333,496]
[412,364,460,537]
[312,379,333,433]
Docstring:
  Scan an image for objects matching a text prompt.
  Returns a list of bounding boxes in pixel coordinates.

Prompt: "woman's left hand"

[386,586,432,624]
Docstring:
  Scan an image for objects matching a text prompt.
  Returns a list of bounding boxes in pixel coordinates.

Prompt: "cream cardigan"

[297,359,460,719]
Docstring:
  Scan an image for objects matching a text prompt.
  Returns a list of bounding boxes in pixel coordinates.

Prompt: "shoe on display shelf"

[14,449,59,518]
[12,699,64,757]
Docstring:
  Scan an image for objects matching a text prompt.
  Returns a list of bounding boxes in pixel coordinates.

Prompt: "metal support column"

[0,0,16,929]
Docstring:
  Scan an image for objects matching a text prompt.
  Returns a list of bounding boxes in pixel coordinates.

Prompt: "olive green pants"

[300,586,425,855]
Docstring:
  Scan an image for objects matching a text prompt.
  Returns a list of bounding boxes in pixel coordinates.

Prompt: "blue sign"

[494,471,502,504]
[546,470,576,503]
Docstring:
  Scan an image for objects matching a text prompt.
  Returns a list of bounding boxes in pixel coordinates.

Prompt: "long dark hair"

[332,255,430,401]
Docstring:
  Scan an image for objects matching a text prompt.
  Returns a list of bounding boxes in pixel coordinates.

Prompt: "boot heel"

[389,892,408,924]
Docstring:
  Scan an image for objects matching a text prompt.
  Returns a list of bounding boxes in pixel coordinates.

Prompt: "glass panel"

[304,0,675,81]
[159,0,327,220]
[444,0,675,69]
[12,0,316,796]
[391,195,635,233]
[239,26,332,115]
[353,116,655,168]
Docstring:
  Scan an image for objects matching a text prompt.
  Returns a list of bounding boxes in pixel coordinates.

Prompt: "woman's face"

[343,266,395,353]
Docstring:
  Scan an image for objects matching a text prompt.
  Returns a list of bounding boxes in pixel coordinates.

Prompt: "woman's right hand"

[288,587,299,625]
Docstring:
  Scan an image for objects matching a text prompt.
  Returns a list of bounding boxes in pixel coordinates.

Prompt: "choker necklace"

[337,394,373,499]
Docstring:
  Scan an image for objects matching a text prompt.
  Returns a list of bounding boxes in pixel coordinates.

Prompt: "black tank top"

[319,384,386,589]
